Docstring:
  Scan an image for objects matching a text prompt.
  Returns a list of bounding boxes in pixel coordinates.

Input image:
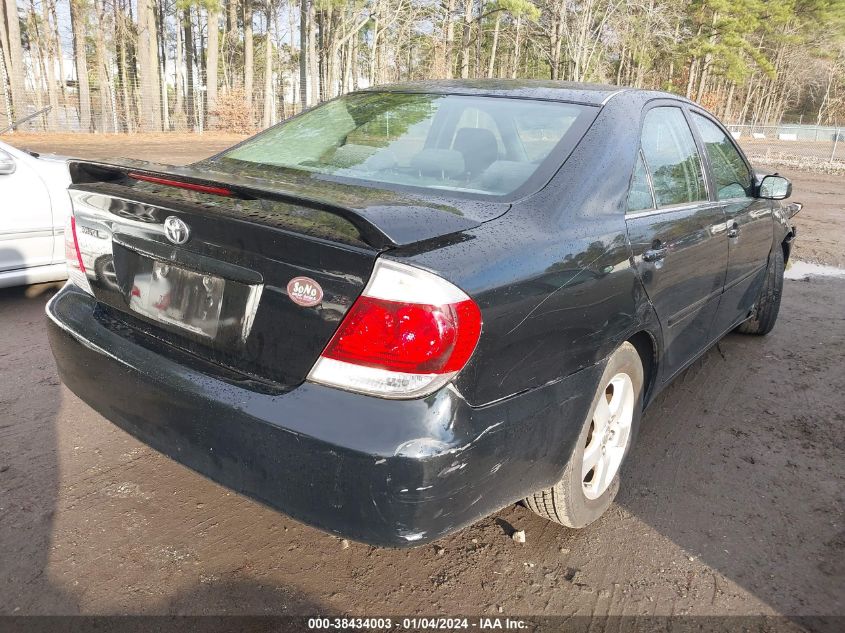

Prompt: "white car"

[0,140,71,288]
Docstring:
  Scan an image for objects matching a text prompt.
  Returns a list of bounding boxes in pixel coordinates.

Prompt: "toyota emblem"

[163,216,190,245]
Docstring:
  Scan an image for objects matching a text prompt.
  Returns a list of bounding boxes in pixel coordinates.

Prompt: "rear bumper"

[47,284,601,546]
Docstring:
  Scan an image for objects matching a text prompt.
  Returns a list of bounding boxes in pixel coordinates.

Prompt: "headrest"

[410,149,465,178]
[480,161,536,193]
[453,128,499,175]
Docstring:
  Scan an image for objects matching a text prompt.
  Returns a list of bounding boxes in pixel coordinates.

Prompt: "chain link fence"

[726,123,844,173]
[1,81,303,135]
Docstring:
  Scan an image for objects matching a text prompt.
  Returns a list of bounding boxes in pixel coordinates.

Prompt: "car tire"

[736,247,784,336]
[525,342,644,528]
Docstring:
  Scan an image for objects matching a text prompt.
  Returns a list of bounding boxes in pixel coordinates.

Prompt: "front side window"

[640,107,708,208]
[218,92,593,197]
[691,113,753,200]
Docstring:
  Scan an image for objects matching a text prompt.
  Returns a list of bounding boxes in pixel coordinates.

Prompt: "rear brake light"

[64,215,92,294]
[128,172,233,197]
[308,260,482,399]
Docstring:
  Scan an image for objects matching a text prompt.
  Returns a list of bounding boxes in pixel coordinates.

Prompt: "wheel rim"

[582,372,635,500]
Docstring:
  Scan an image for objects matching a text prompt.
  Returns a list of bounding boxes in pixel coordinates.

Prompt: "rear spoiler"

[68,159,484,250]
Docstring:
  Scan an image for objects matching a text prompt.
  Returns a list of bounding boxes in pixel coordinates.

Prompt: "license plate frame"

[128,260,226,338]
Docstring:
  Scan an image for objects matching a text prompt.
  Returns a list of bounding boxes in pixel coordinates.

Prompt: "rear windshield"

[219,93,593,198]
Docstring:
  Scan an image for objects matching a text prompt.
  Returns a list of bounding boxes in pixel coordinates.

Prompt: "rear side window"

[691,113,753,199]
[628,152,654,212]
[640,107,708,207]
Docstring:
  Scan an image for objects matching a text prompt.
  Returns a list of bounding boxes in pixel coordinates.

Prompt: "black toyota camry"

[47,81,800,546]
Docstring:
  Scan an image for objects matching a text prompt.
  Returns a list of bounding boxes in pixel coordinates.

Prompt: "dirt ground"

[0,134,843,623]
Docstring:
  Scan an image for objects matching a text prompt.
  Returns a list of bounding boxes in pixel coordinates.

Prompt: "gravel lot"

[0,134,843,622]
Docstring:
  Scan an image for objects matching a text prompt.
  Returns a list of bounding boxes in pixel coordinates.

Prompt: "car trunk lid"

[68,160,499,389]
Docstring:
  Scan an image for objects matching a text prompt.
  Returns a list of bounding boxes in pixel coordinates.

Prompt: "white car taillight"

[64,215,92,294]
[307,259,482,399]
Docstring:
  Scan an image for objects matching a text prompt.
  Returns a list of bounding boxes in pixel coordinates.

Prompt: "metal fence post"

[832,129,840,163]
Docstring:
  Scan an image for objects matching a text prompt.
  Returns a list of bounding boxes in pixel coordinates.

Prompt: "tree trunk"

[722,81,735,121]
[137,0,162,131]
[207,4,220,126]
[487,13,499,79]
[49,0,69,111]
[244,0,253,108]
[369,11,379,85]
[307,0,318,101]
[616,43,625,85]
[38,0,59,129]
[0,1,10,92]
[95,0,114,131]
[549,3,564,81]
[510,15,521,79]
[263,5,273,127]
[183,8,195,129]
[115,2,131,132]
[70,0,92,131]
[157,0,170,130]
[2,0,25,121]
[226,0,239,89]
[459,0,472,79]
[299,0,308,106]
[444,0,455,79]
[352,28,359,90]
[175,9,184,120]
[28,6,45,129]
[0,33,13,129]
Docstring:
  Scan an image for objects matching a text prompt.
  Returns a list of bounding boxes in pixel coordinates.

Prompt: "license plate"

[129,260,226,338]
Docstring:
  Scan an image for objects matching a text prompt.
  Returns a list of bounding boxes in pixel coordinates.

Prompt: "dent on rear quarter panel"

[396,92,660,407]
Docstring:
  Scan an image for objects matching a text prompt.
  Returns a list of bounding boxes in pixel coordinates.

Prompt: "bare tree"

[137,0,162,130]
[207,1,221,123]
[244,0,254,109]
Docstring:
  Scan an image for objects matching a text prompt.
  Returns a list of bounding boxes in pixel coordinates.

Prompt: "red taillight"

[64,215,92,293]
[65,216,85,273]
[322,296,481,375]
[308,259,482,399]
[128,172,233,197]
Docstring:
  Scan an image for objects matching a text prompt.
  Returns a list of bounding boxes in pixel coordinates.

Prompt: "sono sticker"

[287,276,324,307]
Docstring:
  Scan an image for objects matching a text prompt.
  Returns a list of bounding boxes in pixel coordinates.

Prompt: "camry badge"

[163,216,190,245]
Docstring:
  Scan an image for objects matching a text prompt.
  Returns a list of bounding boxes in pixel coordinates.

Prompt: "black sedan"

[47,81,799,546]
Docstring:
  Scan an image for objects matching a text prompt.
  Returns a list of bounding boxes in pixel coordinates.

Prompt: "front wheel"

[736,246,784,336]
[525,342,644,528]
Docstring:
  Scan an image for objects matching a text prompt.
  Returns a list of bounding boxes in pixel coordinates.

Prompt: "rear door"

[625,104,728,380]
[688,110,773,335]
[0,146,55,273]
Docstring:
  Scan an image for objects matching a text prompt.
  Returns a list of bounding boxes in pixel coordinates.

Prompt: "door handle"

[642,247,668,262]
[727,223,739,238]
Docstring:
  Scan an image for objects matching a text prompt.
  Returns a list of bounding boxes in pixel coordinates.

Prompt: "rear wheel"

[736,247,784,336]
[525,342,644,528]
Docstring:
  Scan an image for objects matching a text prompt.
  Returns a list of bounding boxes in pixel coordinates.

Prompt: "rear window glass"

[219,93,592,197]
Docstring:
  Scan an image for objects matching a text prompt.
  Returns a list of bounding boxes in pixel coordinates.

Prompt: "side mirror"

[758,174,791,200]
[0,149,16,175]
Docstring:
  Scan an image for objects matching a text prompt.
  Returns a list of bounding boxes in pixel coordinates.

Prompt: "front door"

[625,105,728,381]
[688,111,774,335]
[0,146,54,273]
